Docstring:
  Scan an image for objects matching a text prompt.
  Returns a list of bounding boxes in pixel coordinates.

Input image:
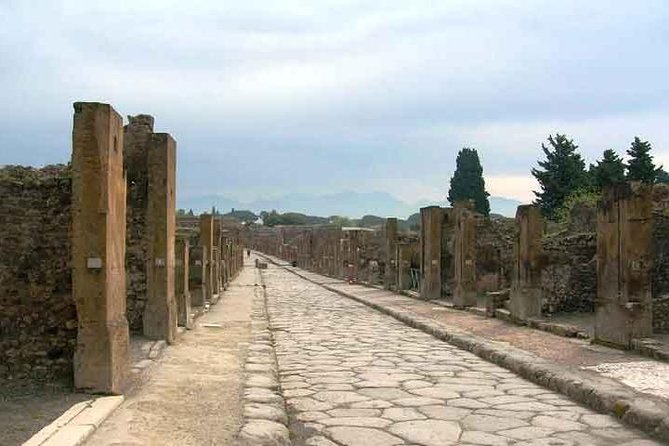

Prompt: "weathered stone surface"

[244,403,288,424]
[326,426,404,446]
[238,420,290,446]
[390,419,462,445]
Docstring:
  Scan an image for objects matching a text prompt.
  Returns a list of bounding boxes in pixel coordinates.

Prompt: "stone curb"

[22,395,124,446]
[236,267,292,446]
[260,255,669,442]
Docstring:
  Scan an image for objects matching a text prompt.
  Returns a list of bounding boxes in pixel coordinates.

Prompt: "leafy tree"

[591,149,625,189]
[626,137,656,182]
[656,168,669,184]
[531,134,589,219]
[329,215,352,226]
[447,148,490,216]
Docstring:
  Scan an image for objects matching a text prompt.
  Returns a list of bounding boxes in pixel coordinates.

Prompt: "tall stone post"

[143,133,177,343]
[213,219,222,294]
[420,206,443,299]
[175,235,192,329]
[453,206,477,307]
[595,182,654,348]
[510,205,544,320]
[384,218,398,290]
[71,102,129,394]
[199,214,215,303]
[397,242,413,291]
[189,246,207,307]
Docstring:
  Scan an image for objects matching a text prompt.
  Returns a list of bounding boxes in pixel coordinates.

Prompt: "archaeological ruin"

[0,102,243,393]
[247,182,669,355]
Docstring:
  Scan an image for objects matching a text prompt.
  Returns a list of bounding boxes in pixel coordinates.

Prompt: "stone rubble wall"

[124,115,153,332]
[0,165,76,382]
[475,216,515,294]
[541,232,597,314]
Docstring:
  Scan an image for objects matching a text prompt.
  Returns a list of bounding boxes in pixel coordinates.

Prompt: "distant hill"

[179,191,524,219]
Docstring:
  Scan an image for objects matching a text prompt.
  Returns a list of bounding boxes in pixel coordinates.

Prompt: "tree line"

[447,135,665,220]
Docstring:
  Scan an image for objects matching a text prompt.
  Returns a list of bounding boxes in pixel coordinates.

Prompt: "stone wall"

[124,115,153,332]
[0,165,76,382]
[654,297,669,333]
[475,216,515,293]
[541,232,597,313]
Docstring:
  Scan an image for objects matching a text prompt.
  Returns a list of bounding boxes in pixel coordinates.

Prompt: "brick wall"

[0,165,76,382]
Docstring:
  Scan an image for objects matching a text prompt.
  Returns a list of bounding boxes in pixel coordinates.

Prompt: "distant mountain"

[179,191,524,219]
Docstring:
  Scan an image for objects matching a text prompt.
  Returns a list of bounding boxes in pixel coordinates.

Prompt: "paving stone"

[382,407,426,421]
[390,419,462,445]
[460,431,511,446]
[327,408,381,417]
[531,415,586,431]
[312,391,369,404]
[409,386,460,399]
[497,426,556,440]
[392,396,443,407]
[325,426,405,446]
[244,403,288,425]
[305,436,339,446]
[462,414,528,432]
[319,417,391,428]
[296,411,330,422]
[418,405,472,421]
[238,419,290,446]
[358,388,413,400]
[349,399,394,409]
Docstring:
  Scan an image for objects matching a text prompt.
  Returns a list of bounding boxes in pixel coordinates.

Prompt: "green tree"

[656,168,669,184]
[531,134,588,219]
[447,148,490,216]
[626,137,656,182]
[591,149,625,189]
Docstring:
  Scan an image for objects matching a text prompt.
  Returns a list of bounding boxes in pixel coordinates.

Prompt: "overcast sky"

[2,0,669,204]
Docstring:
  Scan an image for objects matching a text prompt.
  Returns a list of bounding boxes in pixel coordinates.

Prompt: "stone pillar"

[175,236,192,329]
[384,218,398,290]
[189,246,207,307]
[453,207,477,307]
[595,182,654,348]
[420,206,443,299]
[509,205,544,320]
[71,102,129,394]
[213,219,222,294]
[199,214,215,303]
[143,133,177,343]
[397,242,413,291]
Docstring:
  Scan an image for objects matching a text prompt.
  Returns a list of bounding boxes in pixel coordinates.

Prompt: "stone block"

[71,102,129,394]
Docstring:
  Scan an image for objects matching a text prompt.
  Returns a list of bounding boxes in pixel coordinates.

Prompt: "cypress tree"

[626,137,656,182]
[531,134,588,219]
[447,148,490,216]
[592,149,625,189]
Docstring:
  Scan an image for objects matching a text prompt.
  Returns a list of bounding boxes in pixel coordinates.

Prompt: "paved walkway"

[262,263,661,445]
[85,258,256,446]
[294,270,669,402]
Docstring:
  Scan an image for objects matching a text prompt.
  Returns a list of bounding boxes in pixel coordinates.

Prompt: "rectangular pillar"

[175,236,192,329]
[384,218,398,290]
[143,133,177,343]
[420,206,443,299]
[199,214,215,303]
[397,242,414,291]
[189,246,207,307]
[453,207,477,307]
[595,182,653,348]
[510,205,544,320]
[71,102,129,394]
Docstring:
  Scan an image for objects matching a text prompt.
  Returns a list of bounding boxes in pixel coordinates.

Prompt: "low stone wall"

[0,165,76,382]
[541,232,596,313]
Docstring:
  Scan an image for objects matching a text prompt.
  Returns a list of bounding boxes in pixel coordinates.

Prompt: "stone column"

[595,182,654,348]
[420,206,443,299]
[510,205,544,320]
[384,218,398,290]
[213,219,222,294]
[189,246,207,307]
[453,207,477,307]
[199,214,215,303]
[143,133,177,343]
[175,236,192,329]
[71,102,129,394]
[397,242,413,291]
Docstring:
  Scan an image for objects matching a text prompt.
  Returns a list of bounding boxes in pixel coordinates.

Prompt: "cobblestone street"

[263,264,662,446]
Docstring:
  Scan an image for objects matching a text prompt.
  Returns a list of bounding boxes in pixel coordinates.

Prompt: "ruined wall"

[475,216,515,293]
[124,115,153,332]
[541,232,597,313]
[652,211,669,332]
[0,165,76,382]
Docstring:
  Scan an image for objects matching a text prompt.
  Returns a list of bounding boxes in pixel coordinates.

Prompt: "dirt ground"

[84,263,255,446]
